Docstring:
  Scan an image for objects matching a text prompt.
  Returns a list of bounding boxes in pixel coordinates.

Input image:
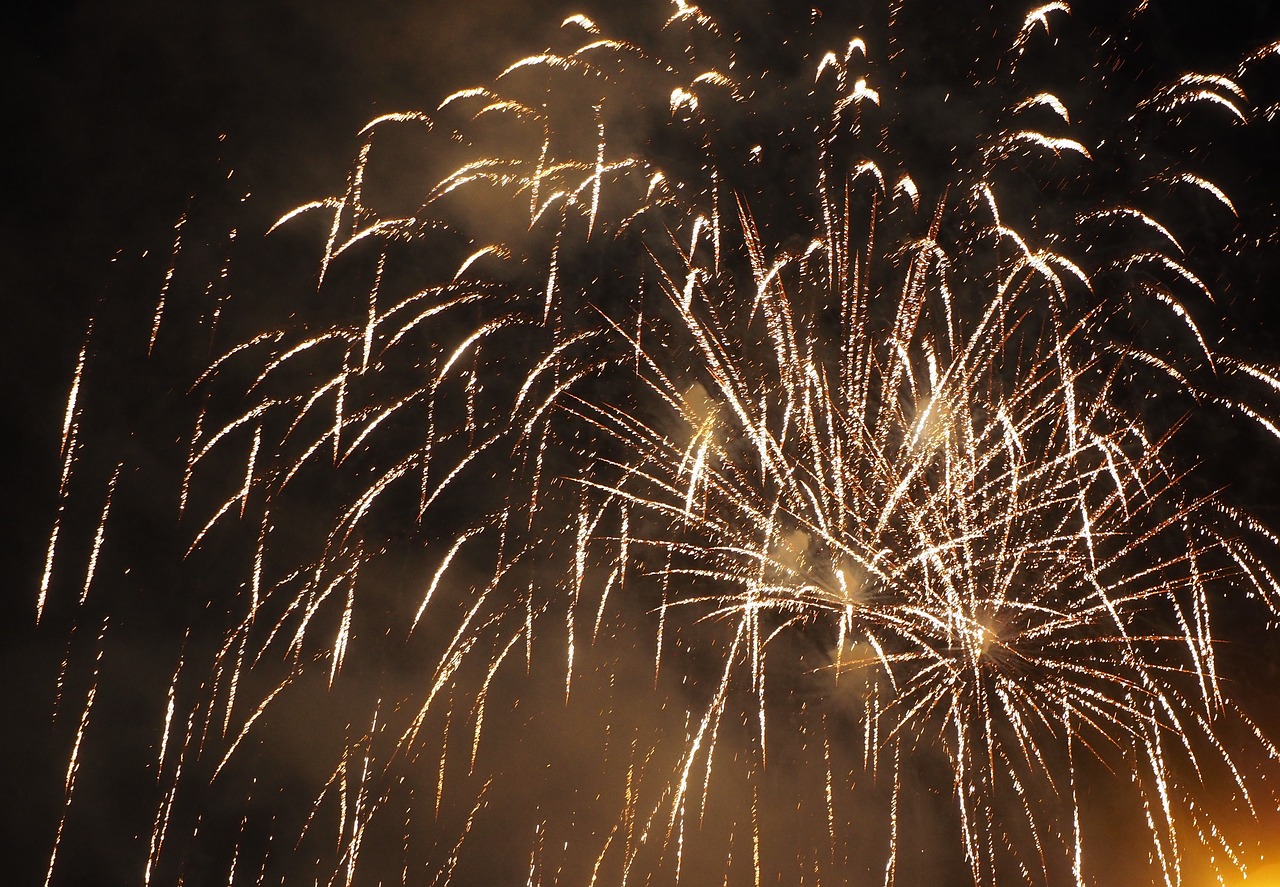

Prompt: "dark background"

[6,0,1280,527]
[6,0,1280,605]
[4,1,1280,883]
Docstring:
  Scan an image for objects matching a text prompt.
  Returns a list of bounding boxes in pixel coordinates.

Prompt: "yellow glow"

[1218,862,1280,886]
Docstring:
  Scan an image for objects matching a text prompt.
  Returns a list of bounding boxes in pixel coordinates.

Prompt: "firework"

[35,2,1280,885]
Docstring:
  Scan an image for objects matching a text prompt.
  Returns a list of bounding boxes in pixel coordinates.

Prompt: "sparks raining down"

[36,3,1280,886]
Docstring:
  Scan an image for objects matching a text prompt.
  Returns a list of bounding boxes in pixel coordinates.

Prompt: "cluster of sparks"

[36,2,1280,886]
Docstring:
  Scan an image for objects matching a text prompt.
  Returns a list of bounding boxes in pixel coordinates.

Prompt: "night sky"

[7,1,1280,885]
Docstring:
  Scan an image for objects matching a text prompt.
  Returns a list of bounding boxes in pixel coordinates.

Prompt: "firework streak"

[37,2,1280,885]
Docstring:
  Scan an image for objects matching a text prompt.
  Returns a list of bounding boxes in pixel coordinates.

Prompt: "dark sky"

[5,0,1278,553]
[6,1,1280,885]
[5,0,599,549]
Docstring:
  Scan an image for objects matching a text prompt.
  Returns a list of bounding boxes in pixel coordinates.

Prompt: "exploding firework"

[33,2,1280,885]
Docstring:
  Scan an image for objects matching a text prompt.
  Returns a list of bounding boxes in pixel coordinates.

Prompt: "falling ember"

[43,619,108,887]
[38,330,92,623]
[79,462,122,605]
[149,210,189,356]
[33,2,1280,886]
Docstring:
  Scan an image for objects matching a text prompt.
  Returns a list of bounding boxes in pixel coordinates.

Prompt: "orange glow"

[1215,861,1280,887]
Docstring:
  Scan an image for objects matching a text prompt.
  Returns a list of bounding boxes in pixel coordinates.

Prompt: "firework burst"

[34,2,1280,885]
